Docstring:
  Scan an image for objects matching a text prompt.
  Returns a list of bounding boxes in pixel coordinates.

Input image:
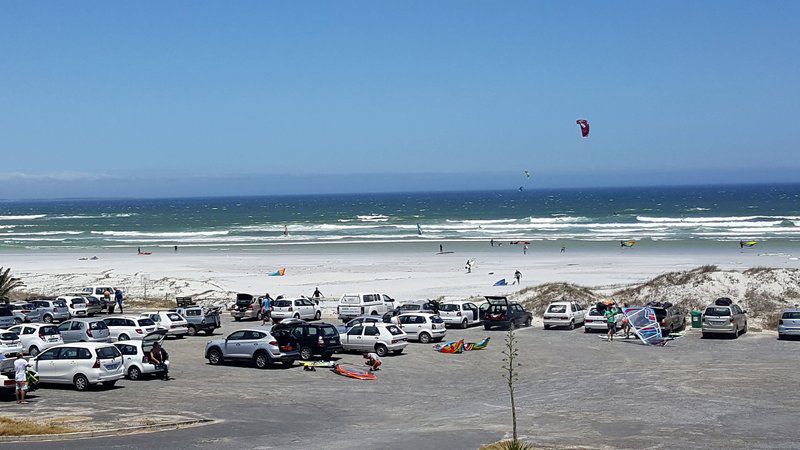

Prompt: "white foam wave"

[1,231,83,236]
[91,230,230,238]
[0,214,46,220]
[637,215,800,223]
[357,215,389,222]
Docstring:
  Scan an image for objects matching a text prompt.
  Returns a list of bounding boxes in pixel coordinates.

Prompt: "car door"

[222,330,247,358]
[57,322,73,342]
[297,299,312,319]
[344,326,364,350]
[33,347,60,381]
[362,325,381,351]
[238,330,263,357]
[55,346,81,382]
[398,316,417,338]
[116,343,138,372]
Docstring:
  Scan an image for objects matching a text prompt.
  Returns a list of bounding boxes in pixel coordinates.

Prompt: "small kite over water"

[620,240,637,248]
[576,119,590,137]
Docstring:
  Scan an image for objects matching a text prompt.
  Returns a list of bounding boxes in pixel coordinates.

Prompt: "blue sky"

[1,1,798,198]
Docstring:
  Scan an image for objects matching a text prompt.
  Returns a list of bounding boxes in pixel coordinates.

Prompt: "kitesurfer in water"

[739,240,744,249]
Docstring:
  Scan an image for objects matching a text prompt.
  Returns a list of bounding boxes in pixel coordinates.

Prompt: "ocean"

[1,184,799,251]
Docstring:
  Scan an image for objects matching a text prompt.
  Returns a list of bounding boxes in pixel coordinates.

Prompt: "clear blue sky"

[1,1,798,198]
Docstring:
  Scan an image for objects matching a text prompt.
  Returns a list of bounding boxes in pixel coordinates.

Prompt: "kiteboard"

[436,251,454,255]
[138,252,152,255]
[332,364,376,380]
[301,361,334,368]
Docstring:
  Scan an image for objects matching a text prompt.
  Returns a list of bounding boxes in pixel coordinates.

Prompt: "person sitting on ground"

[364,352,382,372]
[149,342,170,381]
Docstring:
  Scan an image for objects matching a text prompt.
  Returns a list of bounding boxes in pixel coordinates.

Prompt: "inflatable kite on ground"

[433,337,490,353]
[620,240,637,248]
[493,278,508,286]
[623,306,668,346]
[268,268,286,276]
[739,240,757,248]
[332,364,376,380]
[576,119,590,137]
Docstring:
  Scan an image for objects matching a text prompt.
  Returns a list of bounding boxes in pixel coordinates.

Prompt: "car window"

[383,295,394,303]
[290,327,304,339]
[96,346,121,359]
[782,312,800,319]
[340,295,359,305]
[430,316,444,324]
[37,348,60,360]
[53,300,67,307]
[115,344,138,355]
[95,288,104,295]
[347,326,364,336]
[306,326,318,337]
[58,322,70,332]
[138,318,156,327]
[412,316,425,324]
[274,300,292,308]
[59,347,80,359]
[386,325,403,335]
[705,307,731,316]
[167,313,182,321]
[90,321,108,330]
[364,326,379,336]
[320,326,337,337]
[40,326,59,335]
[23,327,35,335]
[399,316,410,324]
[439,304,459,312]
[185,309,200,316]
[227,331,247,340]
[71,322,84,331]
[547,304,567,314]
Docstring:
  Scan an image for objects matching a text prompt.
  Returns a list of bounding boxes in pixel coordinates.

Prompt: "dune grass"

[0,416,74,436]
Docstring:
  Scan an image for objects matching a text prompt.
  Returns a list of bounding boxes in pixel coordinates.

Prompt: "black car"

[482,296,532,330]
[271,321,342,360]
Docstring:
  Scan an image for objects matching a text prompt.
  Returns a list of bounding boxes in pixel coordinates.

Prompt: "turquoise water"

[1,184,799,250]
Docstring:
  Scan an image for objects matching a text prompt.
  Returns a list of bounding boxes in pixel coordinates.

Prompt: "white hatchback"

[271,298,323,322]
[438,301,482,328]
[8,323,63,356]
[31,342,125,391]
[60,296,89,318]
[140,311,189,338]
[398,313,447,344]
[543,301,587,330]
[103,316,159,341]
[339,322,408,356]
[114,330,167,380]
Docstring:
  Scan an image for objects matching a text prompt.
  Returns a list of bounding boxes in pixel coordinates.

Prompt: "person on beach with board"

[605,303,619,342]
[512,270,521,285]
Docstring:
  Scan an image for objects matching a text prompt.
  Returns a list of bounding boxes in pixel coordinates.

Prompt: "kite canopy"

[621,240,637,248]
[576,119,590,137]
[623,307,668,346]
[494,278,508,286]
[524,170,531,178]
[332,364,376,380]
[433,337,490,353]
[268,268,286,277]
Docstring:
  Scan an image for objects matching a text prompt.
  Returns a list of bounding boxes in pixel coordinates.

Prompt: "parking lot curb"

[0,418,218,443]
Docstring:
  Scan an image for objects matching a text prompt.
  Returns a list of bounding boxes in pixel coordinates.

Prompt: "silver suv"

[205,328,299,369]
[31,299,71,323]
[701,298,748,339]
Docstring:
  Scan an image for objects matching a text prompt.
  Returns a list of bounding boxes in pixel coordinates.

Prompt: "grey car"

[57,318,112,343]
[205,328,299,369]
[175,306,222,336]
[31,299,71,323]
[778,308,800,340]
[701,299,748,338]
[10,302,43,324]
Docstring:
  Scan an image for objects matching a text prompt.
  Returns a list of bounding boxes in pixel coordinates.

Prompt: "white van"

[337,293,396,322]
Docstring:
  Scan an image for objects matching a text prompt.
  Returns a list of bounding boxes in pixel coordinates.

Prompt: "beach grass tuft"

[0,417,73,436]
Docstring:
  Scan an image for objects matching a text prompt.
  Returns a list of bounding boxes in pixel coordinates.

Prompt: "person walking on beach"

[439,244,443,253]
[561,245,566,253]
[513,270,521,285]
[174,245,178,252]
[465,260,473,273]
[312,287,323,299]
[137,246,141,255]
[523,244,528,255]
[490,239,494,247]
[15,353,29,404]
[739,240,744,249]
[115,289,124,314]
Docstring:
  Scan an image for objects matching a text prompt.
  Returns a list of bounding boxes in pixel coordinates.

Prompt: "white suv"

[438,301,482,328]
[8,323,64,356]
[0,329,23,357]
[270,298,322,322]
[31,342,125,391]
[103,316,159,341]
[140,311,189,338]
[543,301,587,330]
[339,322,408,356]
[338,293,396,322]
[398,313,447,344]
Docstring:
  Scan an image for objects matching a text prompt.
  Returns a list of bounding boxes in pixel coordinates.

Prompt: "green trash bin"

[691,310,702,328]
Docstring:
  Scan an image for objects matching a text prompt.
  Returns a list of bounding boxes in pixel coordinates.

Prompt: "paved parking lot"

[4,315,800,449]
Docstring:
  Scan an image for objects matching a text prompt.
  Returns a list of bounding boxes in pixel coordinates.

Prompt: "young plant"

[502,327,521,442]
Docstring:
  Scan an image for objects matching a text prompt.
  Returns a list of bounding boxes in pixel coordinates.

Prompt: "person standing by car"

[604,303,619,342]
[149,342,170,381]
[104,289,114,314]
[261,293,273,326]
[115,289,124,314]
[620,303,631,338]
[14,353,29,404]
[364,352,381,372]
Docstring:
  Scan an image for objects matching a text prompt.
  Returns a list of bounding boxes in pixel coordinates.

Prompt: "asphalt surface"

[3,316,800,449]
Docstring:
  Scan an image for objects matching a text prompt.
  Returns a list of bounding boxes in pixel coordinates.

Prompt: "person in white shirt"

[363,352,381,372]
[14,353,29,404]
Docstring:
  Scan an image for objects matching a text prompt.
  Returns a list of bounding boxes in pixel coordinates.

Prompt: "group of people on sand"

[603,301,632,342]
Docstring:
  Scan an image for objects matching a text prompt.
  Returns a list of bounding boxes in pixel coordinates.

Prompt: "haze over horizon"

[1,1,798,199]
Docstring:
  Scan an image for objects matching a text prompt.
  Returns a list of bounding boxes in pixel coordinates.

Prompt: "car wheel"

[484,324,491,330]
[103,380,117,388]
[43,314,53,323]
[778,334,784,340]
[701,332,707,339]
[187,326,197,337]
[234,317,241,322]
[118,334,129,341]
[281,359,294,367]
[74,374,89,391]
[375,344,388,357]
[370,311,379,316]
[207,348,223,365]
[29,346,40,357]
[314,311,321,320]
[524,317,532,327]
[543,324,550,330]
[254,352,272,369]
[584,326,591,333]
[418,332,431,344]
[731,327,739,339]
[568,321,575,330]
[128,366,142,380]
[461,319,468,329]
[300,347,313,360]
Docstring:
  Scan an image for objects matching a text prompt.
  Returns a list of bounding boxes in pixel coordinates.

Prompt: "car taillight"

[87,329,93,337]
[39,333,45,339]
[92,359,100,369]
[135,328,143,334]
[269,340,277,346]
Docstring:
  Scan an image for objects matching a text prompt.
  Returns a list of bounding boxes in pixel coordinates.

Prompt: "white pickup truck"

[337,293,396,322]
